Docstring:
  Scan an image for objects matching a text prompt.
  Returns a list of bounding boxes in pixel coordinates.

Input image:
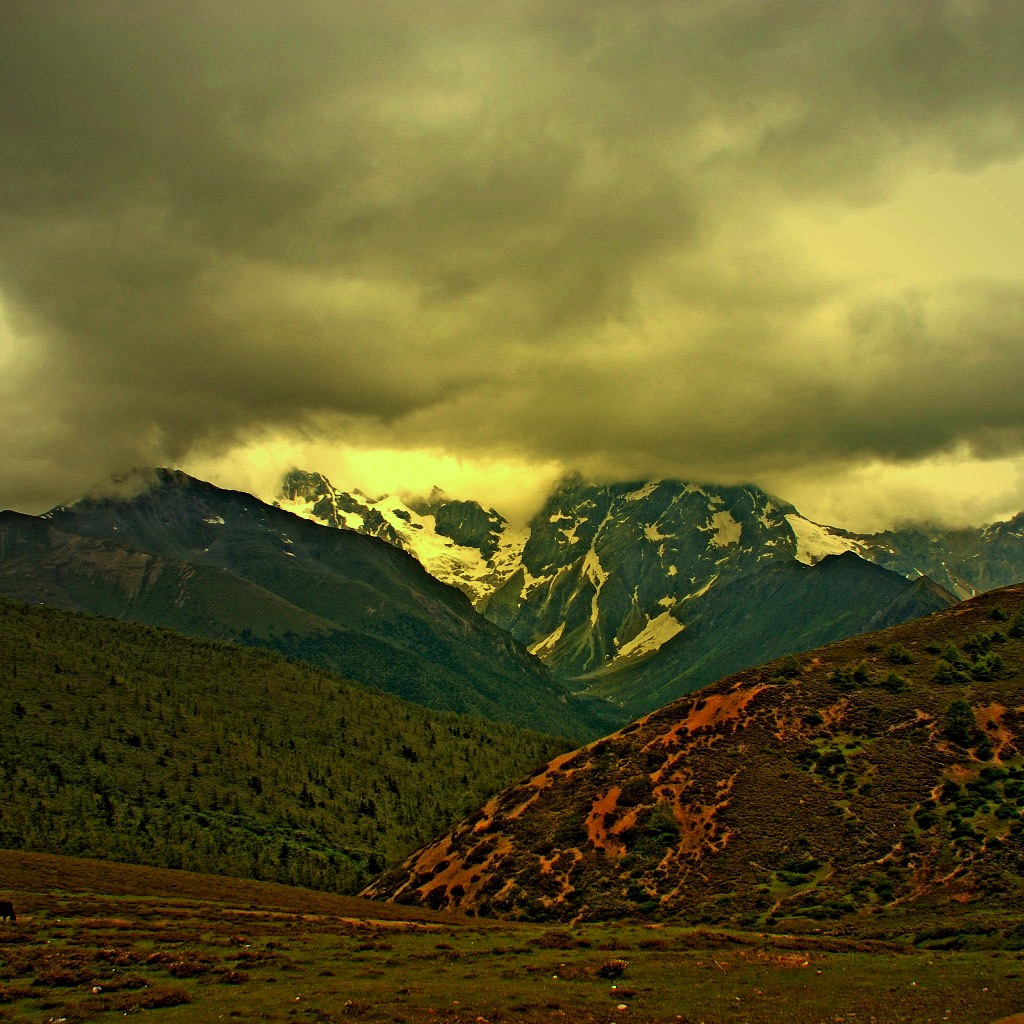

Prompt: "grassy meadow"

[0,851,1021,1024]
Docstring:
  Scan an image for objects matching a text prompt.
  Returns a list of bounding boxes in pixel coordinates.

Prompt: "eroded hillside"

[366,584,1024,934]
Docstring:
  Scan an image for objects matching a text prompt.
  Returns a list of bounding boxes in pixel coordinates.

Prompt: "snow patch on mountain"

[520,566,555,601]
[582,547,609,628]
[560,519,585,545]
[613,610,684,662]
[683,574,719,602]
[785,513,861,565]
[707,510,742,547]
[626,481,660,502]
[529,622,566,658]
[276,471,526,604]
[644,523,671,542]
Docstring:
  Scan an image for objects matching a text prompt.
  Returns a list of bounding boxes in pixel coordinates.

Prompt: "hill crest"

[365,583,1024,931]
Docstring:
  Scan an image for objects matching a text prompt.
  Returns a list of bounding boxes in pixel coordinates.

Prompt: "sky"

[3,1,1024,530]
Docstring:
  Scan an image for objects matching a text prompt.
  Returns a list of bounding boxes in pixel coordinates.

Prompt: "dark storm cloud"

[2,1,1024,513]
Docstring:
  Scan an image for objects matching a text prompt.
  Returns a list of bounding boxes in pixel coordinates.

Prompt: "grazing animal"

[0,901,15,923]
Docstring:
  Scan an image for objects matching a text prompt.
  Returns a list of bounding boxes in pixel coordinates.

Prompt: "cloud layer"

[3,1,1024,526]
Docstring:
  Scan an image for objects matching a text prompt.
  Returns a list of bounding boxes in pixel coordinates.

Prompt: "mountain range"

[3,466,1024,940]
[2,467,1016,734]
[365,582,1024,937]
[280,470,1024,610]
[277,470,989,715]
[0,469,608,739]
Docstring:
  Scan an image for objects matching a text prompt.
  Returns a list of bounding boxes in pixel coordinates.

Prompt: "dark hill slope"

[585,552,957,719]
[366,583,1024,936]
[0,597,570,893]
[0,511,336,636]
[0,470,608,738]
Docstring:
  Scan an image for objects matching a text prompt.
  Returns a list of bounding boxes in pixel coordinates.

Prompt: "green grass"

[0,851,1021,1024]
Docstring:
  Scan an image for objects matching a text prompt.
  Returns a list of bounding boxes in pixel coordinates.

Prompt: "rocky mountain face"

[365,583,1024,934]
[484,476,807,676]
[280,471,978,715]
[0,470,609,739]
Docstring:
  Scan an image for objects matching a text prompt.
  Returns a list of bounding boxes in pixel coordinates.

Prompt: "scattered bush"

[216,969,250,984]
[617,776,654,807]
[532,930,582,950]
[962,631,993,658]
[109,986,192,1011]
[597,959,629,978]
[816,749,848,776]
[886,644,914,665]
[775,655,802,679]
[970,652,1005,681]
[943,700,976,747]
[934,661,970,686]
[829,667,856,692]
[881,671,906,693]
[777,870,810,886]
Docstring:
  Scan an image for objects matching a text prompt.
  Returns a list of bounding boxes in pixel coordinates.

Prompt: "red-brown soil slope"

[365,584,1024,932]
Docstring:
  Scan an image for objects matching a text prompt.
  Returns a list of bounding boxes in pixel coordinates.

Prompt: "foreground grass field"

[0,851,1021,1024]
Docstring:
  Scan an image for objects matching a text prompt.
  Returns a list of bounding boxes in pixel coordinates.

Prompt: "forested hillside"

[0,598,570,893]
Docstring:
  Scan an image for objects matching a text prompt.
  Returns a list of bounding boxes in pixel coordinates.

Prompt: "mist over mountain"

[851,513,1024,598]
